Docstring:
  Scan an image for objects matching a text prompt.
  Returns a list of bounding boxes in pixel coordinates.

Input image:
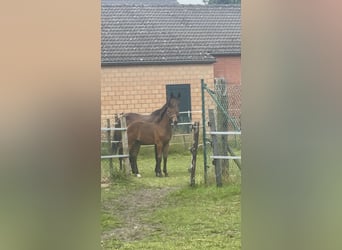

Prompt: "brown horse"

[111,113,159,170]
[127,94,180,177]
[112,94,180,174]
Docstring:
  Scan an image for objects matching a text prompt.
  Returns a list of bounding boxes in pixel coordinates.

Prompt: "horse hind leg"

[111,141,123,171]
[118,142,123,170]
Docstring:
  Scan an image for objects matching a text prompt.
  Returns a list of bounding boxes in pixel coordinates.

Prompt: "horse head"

[167,93,181,125]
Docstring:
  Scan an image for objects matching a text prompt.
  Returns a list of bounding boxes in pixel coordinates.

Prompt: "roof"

[101,0,179,5]
[101,4,241,66]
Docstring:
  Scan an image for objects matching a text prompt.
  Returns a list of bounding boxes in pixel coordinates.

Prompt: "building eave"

[101,59,216,67]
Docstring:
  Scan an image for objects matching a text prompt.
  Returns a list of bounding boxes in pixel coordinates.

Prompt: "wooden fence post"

[208,109,222,187]
[119,116,131,176]
[106,118,114,177]
[215,78,229,176]
[227,145,242,170]
[190,122,200,187]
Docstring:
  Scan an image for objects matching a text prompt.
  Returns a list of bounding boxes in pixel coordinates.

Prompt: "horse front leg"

[154,144,158,176]
[162,143,170,177]
[129,155,135,174]
[129,150,137,175]
[155,144,163,177]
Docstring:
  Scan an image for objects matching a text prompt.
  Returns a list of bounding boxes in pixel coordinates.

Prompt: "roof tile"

[102,0,179,5]
[101,4,241,65]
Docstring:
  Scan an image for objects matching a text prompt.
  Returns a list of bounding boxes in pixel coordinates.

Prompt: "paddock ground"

[101,142,241,250]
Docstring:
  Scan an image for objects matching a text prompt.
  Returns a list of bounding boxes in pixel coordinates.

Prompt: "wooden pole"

[227,145,241,170]
[119,116,131,176]
[106,118,114,178]
[208,109,222,187]
[201,79,208,184]
[215,78,229,176]
[190,122,200,187]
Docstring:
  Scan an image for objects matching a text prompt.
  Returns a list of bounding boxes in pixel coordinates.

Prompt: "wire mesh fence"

[201,78,241,186]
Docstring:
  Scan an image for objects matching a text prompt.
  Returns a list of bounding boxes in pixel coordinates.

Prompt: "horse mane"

[154,102,168,123]
[150,105,164,117]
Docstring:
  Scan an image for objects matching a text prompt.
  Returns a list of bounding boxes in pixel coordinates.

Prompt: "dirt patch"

[101,186,178,242]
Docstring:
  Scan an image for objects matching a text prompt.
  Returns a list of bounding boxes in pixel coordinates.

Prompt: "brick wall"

[213,56,241,85]
[101,64,214,122]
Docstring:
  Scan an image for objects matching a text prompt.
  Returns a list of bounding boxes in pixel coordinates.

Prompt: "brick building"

[101,4,241,122]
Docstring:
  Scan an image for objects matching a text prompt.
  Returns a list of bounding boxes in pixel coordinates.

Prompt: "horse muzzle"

[171,117,178,126]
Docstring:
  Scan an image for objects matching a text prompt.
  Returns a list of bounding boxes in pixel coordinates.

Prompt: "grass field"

[101,140,241,249]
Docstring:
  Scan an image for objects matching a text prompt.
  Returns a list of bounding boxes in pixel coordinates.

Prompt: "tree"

[203,0,241,4]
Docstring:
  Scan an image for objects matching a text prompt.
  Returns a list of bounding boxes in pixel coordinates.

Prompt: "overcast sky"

[177,0,204,4]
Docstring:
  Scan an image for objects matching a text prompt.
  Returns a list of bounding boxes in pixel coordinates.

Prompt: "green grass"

[138,185,241,250]
[101,140,241,249]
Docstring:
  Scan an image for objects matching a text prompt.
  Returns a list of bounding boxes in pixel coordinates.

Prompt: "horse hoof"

[164,173,169,177]
[136,174,141,178]
[155,173,163,177]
